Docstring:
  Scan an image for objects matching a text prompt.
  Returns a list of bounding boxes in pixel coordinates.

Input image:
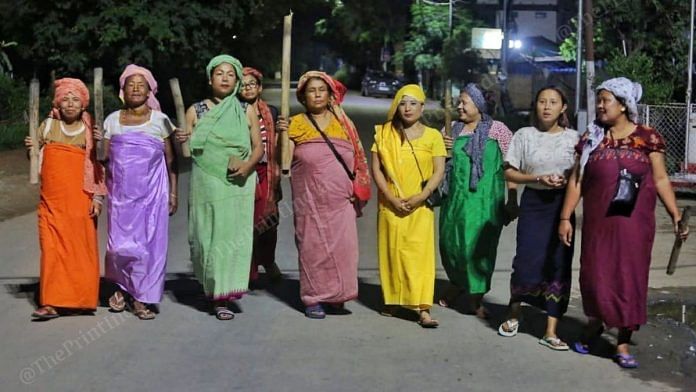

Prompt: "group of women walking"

[25,54,689,369]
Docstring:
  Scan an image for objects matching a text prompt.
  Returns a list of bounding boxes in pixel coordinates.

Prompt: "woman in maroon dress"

[558,77,689,369]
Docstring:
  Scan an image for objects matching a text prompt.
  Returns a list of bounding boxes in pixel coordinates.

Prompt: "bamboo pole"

[280,12,293,175]
[94,67,105,161]
[169,78,190,157]
[444,79,452,157]
[28,78,40,184]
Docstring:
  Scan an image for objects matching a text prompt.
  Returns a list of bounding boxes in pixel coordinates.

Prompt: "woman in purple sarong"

[558,77,689,368]
[100,65,178,320]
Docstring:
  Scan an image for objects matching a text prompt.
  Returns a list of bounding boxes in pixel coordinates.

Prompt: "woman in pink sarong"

[286,71,370,319]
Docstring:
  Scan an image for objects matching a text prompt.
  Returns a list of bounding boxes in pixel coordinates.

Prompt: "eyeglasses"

[241,82,259,89]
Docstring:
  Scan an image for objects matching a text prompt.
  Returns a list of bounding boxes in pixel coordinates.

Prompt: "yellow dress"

[372,124,447,309]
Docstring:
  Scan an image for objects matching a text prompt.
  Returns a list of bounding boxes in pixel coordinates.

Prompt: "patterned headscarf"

[579,77,643,174]
[118,64,161,111]
[207,54,243,96]
[49,78,106,196]
[461,83,493,191]
[296,71,348,105]
[243,67,263,84]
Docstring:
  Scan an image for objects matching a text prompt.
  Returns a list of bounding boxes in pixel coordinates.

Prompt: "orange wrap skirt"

[38,143,99,309]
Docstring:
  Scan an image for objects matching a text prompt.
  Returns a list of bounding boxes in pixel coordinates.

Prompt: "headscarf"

[461,83,493,191]
[375,84,427,197]
[296,70,348,105]
[296,71,371,210]
[206,55,243,95]
[49,78,106,196]
[242,66,279,210]
[579,77,643,175]
[190,54,249,182]
[118,64,161,111]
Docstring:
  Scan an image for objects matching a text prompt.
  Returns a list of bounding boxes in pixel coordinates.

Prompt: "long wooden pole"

[94,67,105,161]
[28,78,40,184]
[169,78,190,157]
[280,12,293,175]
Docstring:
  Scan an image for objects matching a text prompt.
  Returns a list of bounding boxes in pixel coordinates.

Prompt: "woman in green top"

[176,55,263,320]
[438,83,517,318]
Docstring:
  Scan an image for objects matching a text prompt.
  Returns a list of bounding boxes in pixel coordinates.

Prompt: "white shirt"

[103,110,173,141]
[505,126,579,190]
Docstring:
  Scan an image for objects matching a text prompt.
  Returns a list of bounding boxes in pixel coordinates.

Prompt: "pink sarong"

[291,139,359,306]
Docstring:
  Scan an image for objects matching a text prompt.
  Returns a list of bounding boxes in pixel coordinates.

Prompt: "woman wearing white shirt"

[498,86,578,350]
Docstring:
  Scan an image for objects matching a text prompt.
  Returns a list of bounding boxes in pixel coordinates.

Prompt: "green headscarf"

[191,54,250,184]
[205,54,243,96]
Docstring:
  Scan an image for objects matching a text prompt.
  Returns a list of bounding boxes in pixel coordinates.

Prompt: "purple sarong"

[105,132,169,304]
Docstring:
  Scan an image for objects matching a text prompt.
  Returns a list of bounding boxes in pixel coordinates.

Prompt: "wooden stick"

[93,67,105,161]
[28,78,40,184]
[444,79,452,157]
[169,78,190,157]
[280,12,293,175]
[667,206,691,275]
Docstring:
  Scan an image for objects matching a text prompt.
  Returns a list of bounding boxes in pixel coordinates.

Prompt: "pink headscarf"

[48,78,106,196]
[118,64,161,110]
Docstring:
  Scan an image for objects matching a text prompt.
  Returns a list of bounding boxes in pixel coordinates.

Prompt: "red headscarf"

[49,78,106,196]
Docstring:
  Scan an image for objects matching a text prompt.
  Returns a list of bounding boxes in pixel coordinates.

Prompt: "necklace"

[60,121,85,137]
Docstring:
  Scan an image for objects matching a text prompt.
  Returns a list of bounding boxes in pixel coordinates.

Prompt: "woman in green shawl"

[176,55,263,320]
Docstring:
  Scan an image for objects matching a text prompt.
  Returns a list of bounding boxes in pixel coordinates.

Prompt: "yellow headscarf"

[387,84,426,121]
[375,84,427,197]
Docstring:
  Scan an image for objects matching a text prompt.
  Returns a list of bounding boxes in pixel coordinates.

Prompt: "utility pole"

[574,0,583,120]
[686,0,695,173]
[583,0,595,123]
[499,0,512,115]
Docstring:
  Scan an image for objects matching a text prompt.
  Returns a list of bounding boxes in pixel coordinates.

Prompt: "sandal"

[572,324,605,355]
[380,305,397,317]
[613,353,639,369]
[418,311,439,328]
[215,307,235,321]
[108,291,126,312]
[128,300,155,320]
[437,287,461,308]
[498,319,519,337]
[305,304,326,319]
[31,306,60,320]
[539,336,570,351]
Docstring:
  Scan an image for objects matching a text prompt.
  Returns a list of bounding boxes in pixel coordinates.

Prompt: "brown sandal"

[129,300,155,320]
[31,306,59,320]
[418,311,439,328]
[109,291,126,312]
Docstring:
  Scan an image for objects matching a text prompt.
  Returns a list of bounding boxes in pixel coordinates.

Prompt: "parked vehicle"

[361,70,402,98]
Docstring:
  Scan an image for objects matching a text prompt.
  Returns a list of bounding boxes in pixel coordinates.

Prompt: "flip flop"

[418,311,439,328]
[31,306,59,320]
[108,291,126,312]
[305,304,326,319]
[573,324,605,354]
[498,319,519,337]
[613,353,639,369]
[538,336,570,351]
[215,307,235,321]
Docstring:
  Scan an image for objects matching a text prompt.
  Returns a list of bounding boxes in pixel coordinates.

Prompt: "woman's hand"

[387,195,410,215]
[558,220,573,247]
[673,212,690,241]
[443,135,454,150]
[227,157,253,179]
[89,199,102,217]
[169,193,178,215]
[24,136,34,149]
[93,125,103,141]
[276,116,289,132]
[537,174,566,189]
[504,198,519,225]
[175,127,190,143]
[403,192,428,213]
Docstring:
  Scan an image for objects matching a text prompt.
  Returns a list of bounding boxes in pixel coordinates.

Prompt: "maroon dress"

[576,125,665,330]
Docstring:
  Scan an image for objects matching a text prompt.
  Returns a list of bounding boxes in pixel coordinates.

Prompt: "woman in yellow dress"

[372,84,446,327]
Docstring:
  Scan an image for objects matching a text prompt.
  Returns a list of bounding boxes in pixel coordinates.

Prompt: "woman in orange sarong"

[24,78,106,320]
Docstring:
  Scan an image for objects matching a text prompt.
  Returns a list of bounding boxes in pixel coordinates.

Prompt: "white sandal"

[498,319,519,337]
[538,336,569,351]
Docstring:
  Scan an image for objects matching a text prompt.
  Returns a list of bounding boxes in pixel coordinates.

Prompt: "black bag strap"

[401,127,426,183]
[306,113,355,181]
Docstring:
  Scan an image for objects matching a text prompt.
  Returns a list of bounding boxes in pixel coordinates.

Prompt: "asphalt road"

[0,90,693,391]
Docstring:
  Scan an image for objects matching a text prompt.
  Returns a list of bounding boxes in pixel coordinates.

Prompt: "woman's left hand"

[674,213,690,241]
[403,193,427,213]
[169,193,178,216]
[89,199,102,217]
[276,116,289,132]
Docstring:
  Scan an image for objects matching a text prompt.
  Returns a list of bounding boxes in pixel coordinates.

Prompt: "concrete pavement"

[0,91,693,391]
